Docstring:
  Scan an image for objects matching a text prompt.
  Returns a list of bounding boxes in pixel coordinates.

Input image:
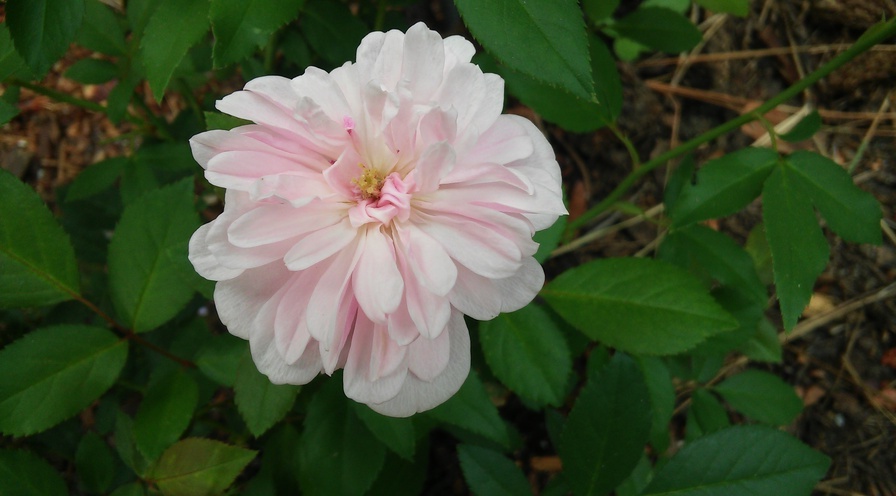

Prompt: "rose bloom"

[189,22,566,416]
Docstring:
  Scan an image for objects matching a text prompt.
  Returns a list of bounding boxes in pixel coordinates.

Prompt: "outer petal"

[366,310,470,417]
[189,223,244,281]
[343,316,409,405]
[214,261,292,339]
[449,256,544,320]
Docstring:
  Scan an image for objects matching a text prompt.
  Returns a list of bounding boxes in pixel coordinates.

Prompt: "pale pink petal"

[227,201,342,248]
[463,116,534,166]
[443,35,476,68]
[250,284,323,385]
[305,246,362,346]
[343,316,409,404]
[283,219,358,270]
[413,142,455,193]
[449,257,545,319]
[214,261,292,339]
[407,325,450,381]
[352,227,404,322]
[415,212,523,279]
[399,225,456,296]
[291,67,353,122]
[356,29,405,90]
[366,311,470,417]
[401,23,445,98]
[188,223,244,281]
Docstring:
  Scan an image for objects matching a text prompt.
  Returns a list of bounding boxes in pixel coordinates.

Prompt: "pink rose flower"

[188,22,566,416]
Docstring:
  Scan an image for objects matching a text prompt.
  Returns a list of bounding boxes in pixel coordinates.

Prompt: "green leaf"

[64,57,119,84]
[659,225,767,305]
[115,410,149,476]
[458,444,531,496]
[479,303,571,407]
[149,438,256,496]
[210,0,304,67]
[670,147,778,227]
[0,169,81,308]
[0,88,19,126]
[204,111,252,131]
[533,216,566,263]
[127,0,159,40]
[499,35,622,132]
[560,354,652,496]
[739,317,782,363]
[642,425,830,496]
[455,0,594,99]
[77,0,128,56]
[353,404,416,461]
[638,356,675,453]
[0,23,32,81]
[110,482,145,496]
[762,165,829,331]
[714,369,803,425]
[745,222,774,285]
[66,157,126,202]
[664,155,696,214]
[134,369,199,461]
[298,379,386,496]
[615,455,653,496]
[367,449,429,496]
[140,0,211,101]
[694,0,750,16]
[300,0,367,65]
[0,325,128,436]
[427,370,509,448]
[779,110,822,142]
[6,0,85,77]
[583,0,620,23]
[612,7,702,54]
[195,333,245,386]
[644,0,690,12]
[542,258,737,355]
[0,449,67,496]
[234,351,299,437]
[685,388,730,441]
[76,431,116,493]
[787,151,882,244]
[108,178,199,332]
[690,287,764,355]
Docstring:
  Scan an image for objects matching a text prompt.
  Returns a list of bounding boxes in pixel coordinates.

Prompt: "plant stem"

[11,78,143,127]
[374,0,388,31]
[565,18,896,235]
[70,290,195,368]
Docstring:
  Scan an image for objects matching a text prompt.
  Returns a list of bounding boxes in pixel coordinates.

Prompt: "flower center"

[352,164,385,200]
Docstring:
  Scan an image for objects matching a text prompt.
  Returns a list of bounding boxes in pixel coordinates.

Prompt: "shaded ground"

[2,1,895,494]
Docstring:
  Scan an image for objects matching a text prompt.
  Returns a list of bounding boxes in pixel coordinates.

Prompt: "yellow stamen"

[352,164,385,199]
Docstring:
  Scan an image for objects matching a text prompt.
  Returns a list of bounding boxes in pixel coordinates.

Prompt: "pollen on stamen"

[352,164,384,199]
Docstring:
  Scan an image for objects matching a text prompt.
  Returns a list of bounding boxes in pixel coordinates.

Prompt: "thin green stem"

[132,95,174,141]
[67,289,195,368]
[609,122,641,168]
[565,18,896,235]
[11,78,144,126]
[374,0,388,31]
